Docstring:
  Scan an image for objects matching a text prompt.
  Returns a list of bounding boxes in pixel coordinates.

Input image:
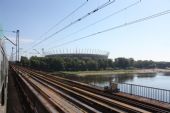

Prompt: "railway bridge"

[1,65,170,113]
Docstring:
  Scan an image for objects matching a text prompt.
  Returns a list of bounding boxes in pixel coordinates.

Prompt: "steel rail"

[22,74,101,113]
[22,75,87,113]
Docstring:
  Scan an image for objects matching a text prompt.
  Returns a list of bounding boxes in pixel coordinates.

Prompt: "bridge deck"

[7,71,24,113]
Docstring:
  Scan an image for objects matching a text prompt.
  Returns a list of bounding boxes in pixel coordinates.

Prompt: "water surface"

[59,72,170,90]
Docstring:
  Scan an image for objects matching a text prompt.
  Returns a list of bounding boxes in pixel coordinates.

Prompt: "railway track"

[28,67,170,113]
[12,65,170,113]
[12,67,100,113]
[15,66,149,113]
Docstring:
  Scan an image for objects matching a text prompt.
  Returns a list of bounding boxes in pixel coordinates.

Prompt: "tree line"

[20,56,170,71]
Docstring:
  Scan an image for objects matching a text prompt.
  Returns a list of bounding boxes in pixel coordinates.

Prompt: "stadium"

[45,49,109,59]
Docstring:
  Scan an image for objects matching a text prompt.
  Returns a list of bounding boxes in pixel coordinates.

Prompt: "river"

[59,72,170,90]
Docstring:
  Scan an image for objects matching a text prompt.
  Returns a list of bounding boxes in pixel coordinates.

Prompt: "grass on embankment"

[60,69,170,76]
[61,70,134,76]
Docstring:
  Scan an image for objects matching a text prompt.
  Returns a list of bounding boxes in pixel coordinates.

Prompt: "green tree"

[114,57,129,69]
[86,60,98,70]
[29,56,41,69]
[20,56,29,66]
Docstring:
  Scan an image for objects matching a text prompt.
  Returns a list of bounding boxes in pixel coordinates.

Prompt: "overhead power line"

[32,0,116,48]
[38,0,88,40]
[0,30,14,33]
[48,0,141,48]
[53,9,170,48]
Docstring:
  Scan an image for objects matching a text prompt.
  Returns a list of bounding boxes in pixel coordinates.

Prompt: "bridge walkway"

[7,70,24,113]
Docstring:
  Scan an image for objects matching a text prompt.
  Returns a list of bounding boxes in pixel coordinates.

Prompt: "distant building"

[45,49,109,59]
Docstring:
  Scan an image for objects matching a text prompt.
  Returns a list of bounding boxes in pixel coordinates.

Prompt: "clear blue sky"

[0,0,170,61]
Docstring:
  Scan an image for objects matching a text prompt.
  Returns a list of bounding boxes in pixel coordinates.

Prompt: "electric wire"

[30,0,88,47]
[52,9,170,48]
[31,0,116,48]
[0,30,14,33]
[38,0,88,40]
[48,0,141,49]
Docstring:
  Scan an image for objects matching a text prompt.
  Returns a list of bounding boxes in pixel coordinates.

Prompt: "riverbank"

[61,69,170,76]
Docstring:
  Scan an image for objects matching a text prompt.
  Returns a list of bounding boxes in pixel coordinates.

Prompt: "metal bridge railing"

[116,82,170,103]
